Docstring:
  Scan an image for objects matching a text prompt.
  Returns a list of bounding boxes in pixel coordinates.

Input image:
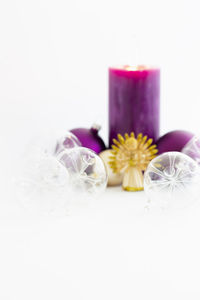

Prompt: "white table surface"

[1,181,200,300]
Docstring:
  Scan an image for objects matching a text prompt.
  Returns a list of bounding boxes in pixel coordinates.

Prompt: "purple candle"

[109,65,160,147]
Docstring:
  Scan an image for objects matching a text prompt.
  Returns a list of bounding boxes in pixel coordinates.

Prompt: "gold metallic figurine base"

[123,187,144,192]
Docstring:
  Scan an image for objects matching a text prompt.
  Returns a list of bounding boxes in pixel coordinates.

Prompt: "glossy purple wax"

[109,66,160,147]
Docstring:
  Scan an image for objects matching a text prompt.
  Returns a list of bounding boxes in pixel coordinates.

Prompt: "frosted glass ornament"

[17,152,70,214]
[144,152,200,210]
[182,136,200,166]
[58,147,108,196]
[55,131,81,154]
[26,130,81,159]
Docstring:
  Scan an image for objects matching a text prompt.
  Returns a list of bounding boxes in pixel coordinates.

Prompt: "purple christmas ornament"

[70,125,106,154]
[156,130,194,154]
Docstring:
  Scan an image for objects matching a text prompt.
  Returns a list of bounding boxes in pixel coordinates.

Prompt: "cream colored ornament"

[99,150,123,186]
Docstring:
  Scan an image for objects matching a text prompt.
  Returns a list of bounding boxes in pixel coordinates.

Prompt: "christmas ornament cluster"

[18,128,108,214]
[72,127,200,210]
[16,64,200,212]
[81,128,200,205]
[17,124,200,212]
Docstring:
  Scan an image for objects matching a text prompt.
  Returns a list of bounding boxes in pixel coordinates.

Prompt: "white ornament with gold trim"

[99,150,123,186]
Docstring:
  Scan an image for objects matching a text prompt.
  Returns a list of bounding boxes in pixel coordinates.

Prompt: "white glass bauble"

[144,152,200,210]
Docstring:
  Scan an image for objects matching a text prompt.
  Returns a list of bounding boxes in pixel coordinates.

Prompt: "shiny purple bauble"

[156,130,194,154]
[70,125,106,154]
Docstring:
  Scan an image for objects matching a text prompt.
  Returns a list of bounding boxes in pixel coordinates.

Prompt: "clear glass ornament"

[144,152,200,210]
[57,147,108,196]
[26,130,81,158]
[182,135,200,166]
[17,152,70,215]
[55,131,81,154]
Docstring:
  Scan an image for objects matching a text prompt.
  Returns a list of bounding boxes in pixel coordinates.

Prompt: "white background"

[1,0,200,299]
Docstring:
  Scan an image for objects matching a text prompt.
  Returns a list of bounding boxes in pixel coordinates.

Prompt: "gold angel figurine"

[109,132,158,191]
